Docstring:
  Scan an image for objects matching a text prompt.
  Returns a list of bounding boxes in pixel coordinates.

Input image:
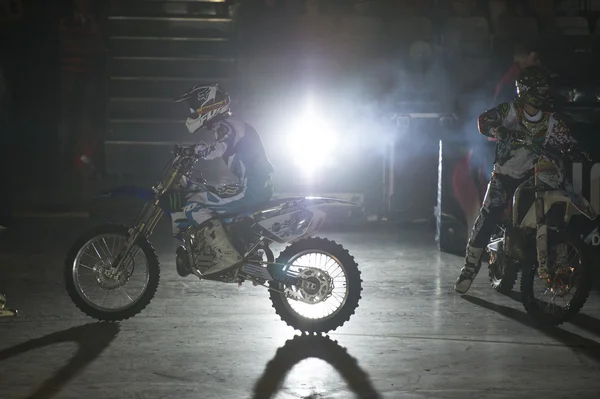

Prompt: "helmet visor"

[189,108,200,119]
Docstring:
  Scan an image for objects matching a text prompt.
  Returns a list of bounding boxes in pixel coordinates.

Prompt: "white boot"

[201,221,243,275]
[454,245,484,294]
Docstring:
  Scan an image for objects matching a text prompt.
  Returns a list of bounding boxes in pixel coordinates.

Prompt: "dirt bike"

[486,138,598,325]
[64,145,363,334]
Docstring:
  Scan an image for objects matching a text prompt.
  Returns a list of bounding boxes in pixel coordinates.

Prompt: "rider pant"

[468,173,529,255]
[532,156,570,275]
[184,174,274,227]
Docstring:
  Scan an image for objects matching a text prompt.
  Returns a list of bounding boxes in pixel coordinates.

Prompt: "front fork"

[535,195,549,278]
[108,164,185,277]
[111,200,165,276]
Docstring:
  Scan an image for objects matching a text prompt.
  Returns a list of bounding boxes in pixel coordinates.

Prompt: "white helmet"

[175,84,231,134]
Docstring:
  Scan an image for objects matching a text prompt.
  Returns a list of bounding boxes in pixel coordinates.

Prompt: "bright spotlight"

[286,111,339,177]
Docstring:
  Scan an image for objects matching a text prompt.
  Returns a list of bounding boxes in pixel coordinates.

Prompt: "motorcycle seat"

[218,197,306,221]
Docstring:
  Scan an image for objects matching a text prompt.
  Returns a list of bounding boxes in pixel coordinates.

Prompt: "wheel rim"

[531,241,582,317]
[72,234,150,313]
[281,250,349,321]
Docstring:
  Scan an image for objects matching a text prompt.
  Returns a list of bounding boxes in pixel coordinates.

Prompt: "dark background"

[2,1,600,220]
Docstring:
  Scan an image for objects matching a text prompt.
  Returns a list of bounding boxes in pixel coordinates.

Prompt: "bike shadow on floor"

[0,322,120,399]
[251,334,382,399]
[461,295,600,364]
[504,290,600,338]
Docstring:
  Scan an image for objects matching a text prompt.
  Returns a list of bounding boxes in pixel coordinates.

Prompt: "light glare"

[287,113,338,177]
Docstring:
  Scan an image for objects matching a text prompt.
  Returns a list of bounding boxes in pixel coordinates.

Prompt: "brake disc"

[286,268,333,304]
[95,255,135,290]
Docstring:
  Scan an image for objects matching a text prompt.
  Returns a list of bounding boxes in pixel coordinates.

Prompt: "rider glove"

[495,127,524,141]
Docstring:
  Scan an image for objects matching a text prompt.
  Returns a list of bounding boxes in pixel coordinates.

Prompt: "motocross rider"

[454,66,587,294]
[176,84,274,276]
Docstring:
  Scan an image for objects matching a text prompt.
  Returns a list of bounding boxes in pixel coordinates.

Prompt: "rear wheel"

[269,238,362,334]
[520,235,592,326]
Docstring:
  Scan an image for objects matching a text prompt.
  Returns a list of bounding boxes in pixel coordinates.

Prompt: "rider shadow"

[251,334,382,399]
[0,322,120,399]
[462,295,600,364]
[504,289,600,338]
[571,313,600,337]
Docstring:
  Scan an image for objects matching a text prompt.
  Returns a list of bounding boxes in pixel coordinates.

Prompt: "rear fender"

[299,197,359,209]
[295,197,360,238]
[251,197,357,244]
[564,191,597,220]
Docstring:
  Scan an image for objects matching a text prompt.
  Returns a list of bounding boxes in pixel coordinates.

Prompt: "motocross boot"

[0,293,18,317]
[454,245,484,294]
[200,220,243,276]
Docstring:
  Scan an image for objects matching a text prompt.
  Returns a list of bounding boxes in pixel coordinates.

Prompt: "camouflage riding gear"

[455,97,581,294]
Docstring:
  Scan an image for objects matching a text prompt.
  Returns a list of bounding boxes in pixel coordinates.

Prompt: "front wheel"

[65,224,160,321]
[520,235,592,326]
[269,238,362,334]
[488,251,519,294]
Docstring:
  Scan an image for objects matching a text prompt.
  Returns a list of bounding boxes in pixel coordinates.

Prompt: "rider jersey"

[477,101,579,179]
[196,116,274,184]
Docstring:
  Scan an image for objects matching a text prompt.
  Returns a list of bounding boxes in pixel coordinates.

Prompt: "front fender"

[94,186,155,202]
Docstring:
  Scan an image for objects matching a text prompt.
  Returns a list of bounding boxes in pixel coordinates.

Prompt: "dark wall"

[1,1,69,183]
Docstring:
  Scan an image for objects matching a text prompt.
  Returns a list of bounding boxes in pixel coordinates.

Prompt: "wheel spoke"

[92,243,106,263]
[78,263,95,271]
[331,292,344,304]
[80,282,101,291]
[120,288,134,303]
[101,238,113,259]
[282,251,349,320]
[72,233,151,313]
[529,241,585,320]
[82,250,100,262]
[331,269,345,280]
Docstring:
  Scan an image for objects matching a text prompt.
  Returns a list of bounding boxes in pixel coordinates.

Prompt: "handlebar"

[507,138,560,163]
[507,137,549,154]
[507,137,592,163]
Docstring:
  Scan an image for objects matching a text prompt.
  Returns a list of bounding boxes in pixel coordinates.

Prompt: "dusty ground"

[1,220,600,398]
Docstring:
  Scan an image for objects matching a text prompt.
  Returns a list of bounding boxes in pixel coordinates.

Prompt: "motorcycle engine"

[193,235,216,273]
[175,232,215,275]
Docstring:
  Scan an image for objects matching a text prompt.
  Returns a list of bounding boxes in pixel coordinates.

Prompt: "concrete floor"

[1,219,600,399]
